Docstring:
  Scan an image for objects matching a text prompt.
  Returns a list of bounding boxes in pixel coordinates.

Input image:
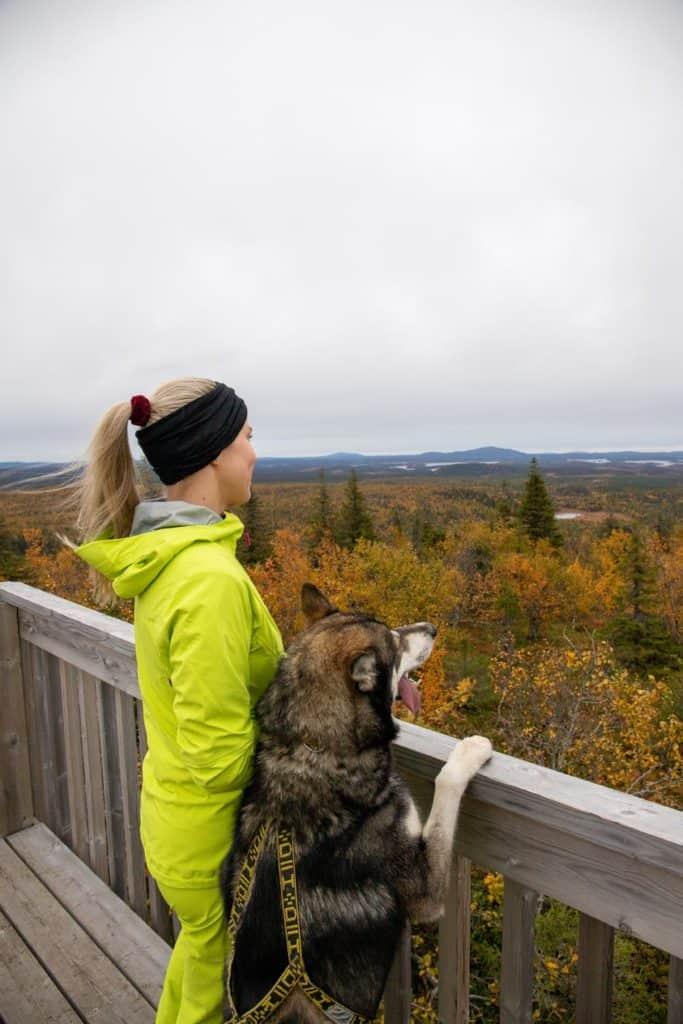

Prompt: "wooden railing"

[1,580,681,1024]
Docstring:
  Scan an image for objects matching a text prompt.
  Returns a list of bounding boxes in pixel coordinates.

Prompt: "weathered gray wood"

[669,956,683,1024]
[19,637,48,824]
[8,821,170,1008]
[0,906,80,1024]
[500,878,537,1024]
[0,603,34,836]
[0,581,138,696]
[576,914,613,1024]
[394,720,683,870]
[58,659,89,862]
[25,644,69,840]
[114,688,147,917]
[0,835,154,1022]
[383,919,412,1023]
[138,707,174,943]
[77,669,110,882]
[99,680,127,899]
[46,650,72,843]
[438,855,471,1024]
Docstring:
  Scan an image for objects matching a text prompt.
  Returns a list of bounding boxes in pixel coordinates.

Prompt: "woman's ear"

[301,582,336,624]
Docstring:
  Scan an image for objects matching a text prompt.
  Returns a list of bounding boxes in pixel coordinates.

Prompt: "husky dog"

[221,584,492,1023]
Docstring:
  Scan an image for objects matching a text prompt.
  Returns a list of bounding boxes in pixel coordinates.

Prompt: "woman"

[73,377,284,1024]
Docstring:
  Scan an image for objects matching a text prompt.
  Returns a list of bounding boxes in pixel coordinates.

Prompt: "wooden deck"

[0,822,169,1024]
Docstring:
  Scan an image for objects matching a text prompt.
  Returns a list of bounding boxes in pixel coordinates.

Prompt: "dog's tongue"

[398,674,421,715]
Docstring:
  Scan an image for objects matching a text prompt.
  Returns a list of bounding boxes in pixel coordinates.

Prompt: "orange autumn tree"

[491,637,682,807]
[22,528,94,608]
[21,528,134,621]
[249,528,457,717]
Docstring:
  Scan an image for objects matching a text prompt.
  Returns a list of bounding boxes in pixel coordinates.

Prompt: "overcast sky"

[2,0,682,460]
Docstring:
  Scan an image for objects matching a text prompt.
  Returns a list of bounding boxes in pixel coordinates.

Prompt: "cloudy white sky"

[2,0,682,460]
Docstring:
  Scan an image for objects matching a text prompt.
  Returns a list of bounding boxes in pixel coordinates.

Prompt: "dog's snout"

[426,623,437,638]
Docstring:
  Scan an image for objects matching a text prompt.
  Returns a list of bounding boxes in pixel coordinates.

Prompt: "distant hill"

[2,448,682,489]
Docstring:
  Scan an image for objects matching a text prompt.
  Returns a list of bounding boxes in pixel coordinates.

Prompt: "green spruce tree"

[409,506,444,556]
[0,513,27,581]
[608,528,682,675]
[236,489,273,566]
[335,469,375,549]
[308,470,333,558]
[495,480,515,526]
[519,458,562,547]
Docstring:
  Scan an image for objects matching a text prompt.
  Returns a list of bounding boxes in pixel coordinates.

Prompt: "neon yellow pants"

[154,879,228,1024]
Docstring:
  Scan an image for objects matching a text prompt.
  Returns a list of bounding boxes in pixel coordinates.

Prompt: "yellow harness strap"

[225,823,373,1024]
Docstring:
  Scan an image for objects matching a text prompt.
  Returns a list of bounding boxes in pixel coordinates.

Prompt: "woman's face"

[214,421,256,508]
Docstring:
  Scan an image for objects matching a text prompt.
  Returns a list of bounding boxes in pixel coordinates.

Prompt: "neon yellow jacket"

[75,501,283,889]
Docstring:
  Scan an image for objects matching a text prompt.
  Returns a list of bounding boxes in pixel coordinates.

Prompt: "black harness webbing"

[225,823,373,1024]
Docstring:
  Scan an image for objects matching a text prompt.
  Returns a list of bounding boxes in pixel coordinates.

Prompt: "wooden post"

[77,670,110,884]
[0,603,34,836]
[500,878,538,1024]
[438,855,471,1024]
[384,919,412,1023]
[576,914,614,1024]
[114,689,147,917]
[669,957,683,1024]
[59,660,89,863]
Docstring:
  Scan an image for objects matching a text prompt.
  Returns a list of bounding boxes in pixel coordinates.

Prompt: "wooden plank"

[46,650,72,844]
[137,708,174,944]
[0,603,34,836]
[59,660,89,862]
[669,956,683,1024]
[99,681,126,900]
[576,914,614,1024]
[0,835,154,1023]
[500,878,537,1024]
[20,637,48,825]
[0,582,138,696]
[77,670,110,883]
[0,906,80,1024]
[383,919,412,1023]
[8,821,170,1008]
[438,855,471,1024]
[25,645,64,839]
[114,688,147,917]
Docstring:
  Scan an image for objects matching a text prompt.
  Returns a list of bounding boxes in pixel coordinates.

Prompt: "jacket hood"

[75,500,244,599]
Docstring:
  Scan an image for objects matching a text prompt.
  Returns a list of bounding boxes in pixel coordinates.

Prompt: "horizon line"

[3,443,683,464]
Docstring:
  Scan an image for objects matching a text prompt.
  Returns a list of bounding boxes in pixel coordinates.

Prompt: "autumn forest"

[1,462,681,1023]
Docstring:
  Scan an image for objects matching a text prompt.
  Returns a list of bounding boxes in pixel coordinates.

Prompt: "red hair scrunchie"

[130,394,152,427]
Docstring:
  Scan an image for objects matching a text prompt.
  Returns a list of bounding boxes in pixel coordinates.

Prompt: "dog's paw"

[455,735,493,772]
[437,735,492,789]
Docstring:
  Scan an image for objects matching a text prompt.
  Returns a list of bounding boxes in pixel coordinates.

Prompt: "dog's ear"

[350,650,378,692]
[301,582,336,624]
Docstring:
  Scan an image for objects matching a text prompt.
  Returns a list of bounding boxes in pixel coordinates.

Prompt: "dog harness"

[226,822,374,1024]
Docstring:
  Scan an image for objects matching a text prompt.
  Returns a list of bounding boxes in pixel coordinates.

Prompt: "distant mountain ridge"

[1,448,682,489]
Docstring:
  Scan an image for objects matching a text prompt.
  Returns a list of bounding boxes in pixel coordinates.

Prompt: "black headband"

[135,381,248,485]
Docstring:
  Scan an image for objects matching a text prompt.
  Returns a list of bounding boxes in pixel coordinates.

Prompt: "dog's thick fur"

[221,585,492,1022]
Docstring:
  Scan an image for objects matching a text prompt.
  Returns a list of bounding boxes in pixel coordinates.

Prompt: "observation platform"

[1,581,681,1023]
